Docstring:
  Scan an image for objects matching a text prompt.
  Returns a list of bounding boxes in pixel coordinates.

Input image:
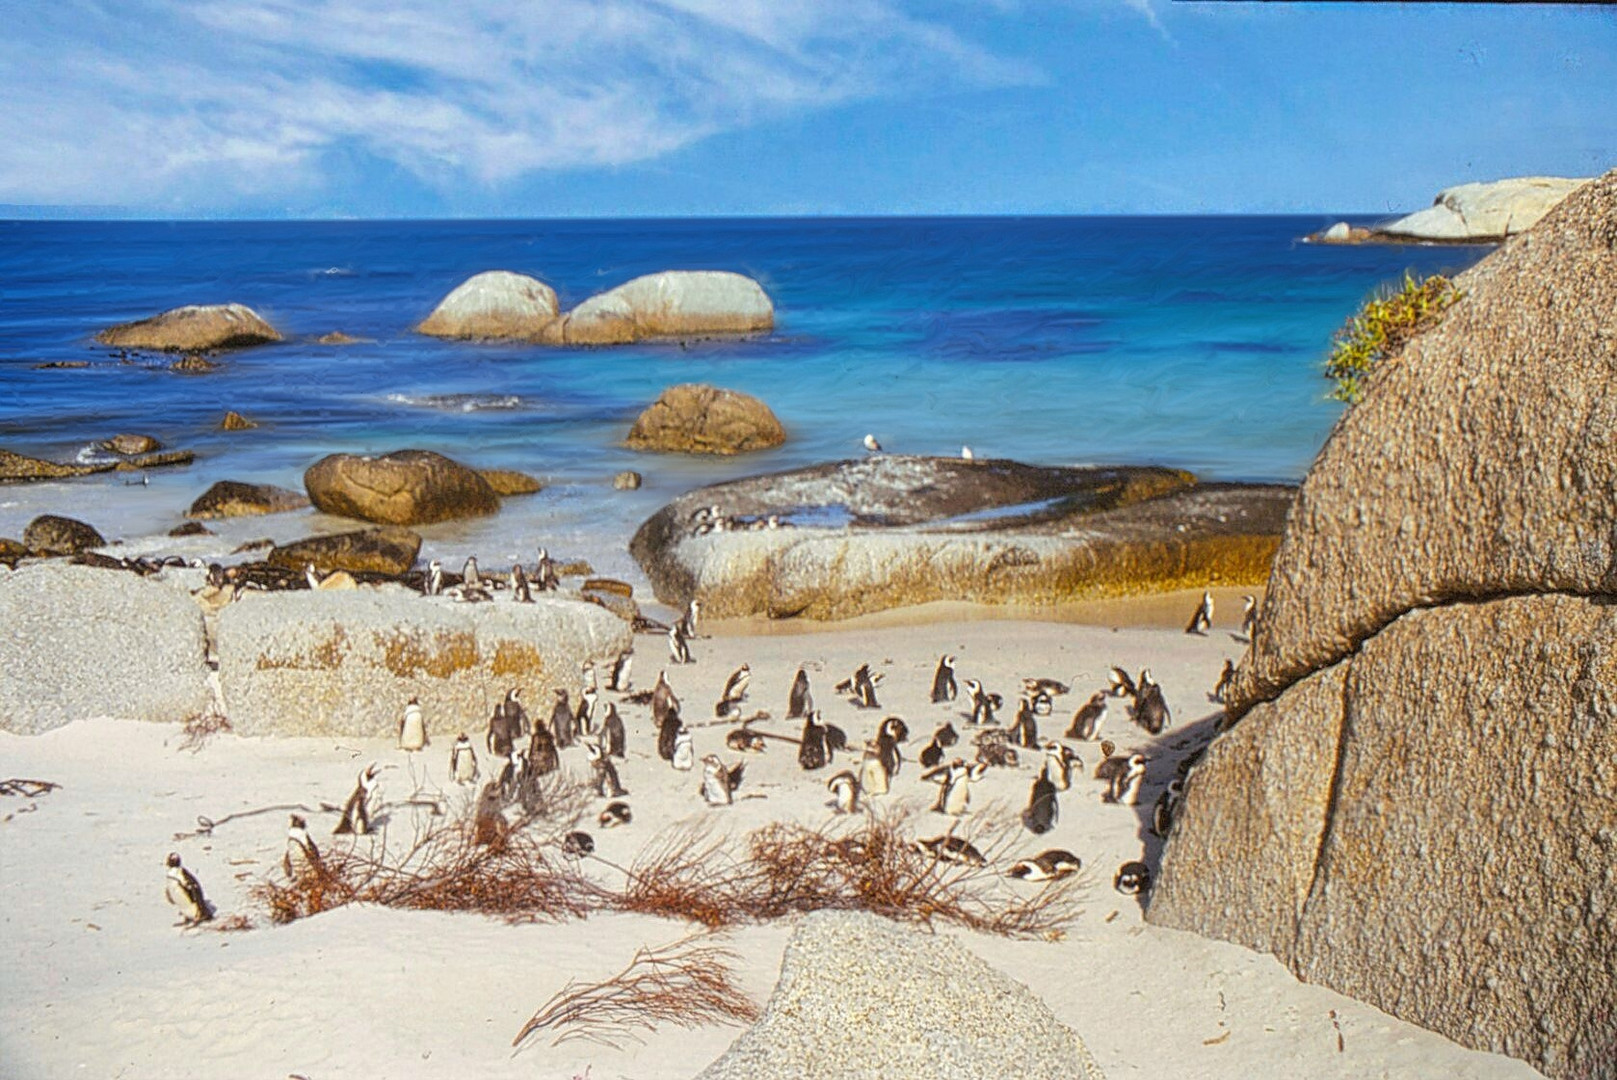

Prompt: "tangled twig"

[0,779,60,798]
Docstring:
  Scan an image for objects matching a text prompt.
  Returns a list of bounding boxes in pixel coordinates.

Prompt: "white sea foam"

[385,393,527,413]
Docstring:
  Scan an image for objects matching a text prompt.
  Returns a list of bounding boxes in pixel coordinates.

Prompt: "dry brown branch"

[513,934,759,1051]
[0,779,60,797]
[615,821,752,928]
[178,709,233,753]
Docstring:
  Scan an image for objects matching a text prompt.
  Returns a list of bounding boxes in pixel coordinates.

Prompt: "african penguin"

[827,770,861,813]
[700,754,744,805]
[857,741,890,798]
[574,686,598,736]
[589,740,628,798]
[657,711,682,763]
[607,650,632,692]
[877,716,908,778]
[1024,771,1059,834]
[599,801,632,829]
[1107,666,1137,699]
[534,546,559,591]
[863,433,882,453]
[1103,753,1148,806]
[919,722,959,769]
[1185,589,1213,635]
[924,758,986,816]
[787,667,813,720]
[333,763,380,835]
[1133,681,1172,736]
[672,727,695,772]
[550,688,576,749]
[1041,740,1080,791]
[561,831,595,858]
[651,669,679,729]
[668,622,692,665]
[528,721,559,775]
[510,563,533,603]
[1115,861,1152,895]
[1009,696,1040,749]
[915,834,985,866]
[1066,691,1109,741]
[601,702,627,759]
[1153,777,1185,838]
[424,559,445,597]
[450,733,479,785]
[930,654,958,703]
[1006,849,1081,882]
[282,814,323,879]
[164,853,214,925]
[1212,659,1236,703]
[963,679,1001,725]
[1240,594,1259,639]
[398,695,427,751]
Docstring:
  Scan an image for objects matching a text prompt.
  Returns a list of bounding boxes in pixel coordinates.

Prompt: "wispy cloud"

[0,0,1040,210]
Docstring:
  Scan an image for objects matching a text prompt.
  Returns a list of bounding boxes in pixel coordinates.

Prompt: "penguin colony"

[164,558,1244,922]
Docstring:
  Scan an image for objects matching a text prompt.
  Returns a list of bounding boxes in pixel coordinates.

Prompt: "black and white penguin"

[499,748,530,804]
[1153,777,1185,838]
[787,667,813,720]
[1185,589,1213,635]
[398,695,428,751]
[282,813,323,879]
[486,701,515,759]
[1240,594,1259,639]
[574,686,598,737]
[835,663,881,708]
[589,741,629,798]
[601,702,627,759]
[963,679,1002,725]
[1212,659,1236,703]
[1024,771,1059,834]
[1041,740,1081,791]
[511,563,533,603]
[700,754,744,806]
[672,726,695,771]
[973,726,1019,768]
[599,801,632,829]
[1066,691,1109,741]
[1006,849,1081,882]
[876,716,908,778]
[1102,753,1148,805]
[1023,676,1070,699]
[915,834,985,867]
[580,659,598,696]
[303,561,323,591]
[678,599,702,639]
[668,622,693,665]
[798,711,831,771]
[528,721,559,776]
[1029,689,1054,717]
[931,654,958,703]
[651,669,680,729]
[1009,696,1040,749]
[923,758,986,816]
[715,663,750,718]
[1107,666,1137,699]
[657,710,682,762]
[855,739,890,798]
[1133,681,1172,736]
[1114,861,1152,894]
[827,769,861,813]
[863,433,882,454]
[424,559,445,597]
[561,831,594,858]
[334,763,380,835]
[164,853,214,925]
[462,555,482,592]
[529,546,555,591]
[919,721,959,768]
[550,688,576,750]
[450,733,479,785]
[607,650,633,693]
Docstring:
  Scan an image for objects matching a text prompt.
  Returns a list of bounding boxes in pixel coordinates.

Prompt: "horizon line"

[2,209,1403,225]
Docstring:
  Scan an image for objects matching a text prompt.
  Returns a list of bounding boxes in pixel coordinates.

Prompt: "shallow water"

[0,216,1489,588]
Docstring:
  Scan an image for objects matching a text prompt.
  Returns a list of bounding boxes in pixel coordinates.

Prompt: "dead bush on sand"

[513,934,759,1051]
[178,709,232,752]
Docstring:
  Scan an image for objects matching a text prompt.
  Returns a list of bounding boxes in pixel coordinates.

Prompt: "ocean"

[0,216,1490,589]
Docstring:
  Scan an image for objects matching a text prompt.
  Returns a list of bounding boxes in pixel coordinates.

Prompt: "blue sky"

[3,1,1613,217]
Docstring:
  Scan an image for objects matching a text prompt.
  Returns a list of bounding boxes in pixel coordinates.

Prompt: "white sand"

[0,616,1543,1079]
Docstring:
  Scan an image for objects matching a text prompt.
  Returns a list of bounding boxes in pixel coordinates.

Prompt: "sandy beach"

[0,611,1542,1079]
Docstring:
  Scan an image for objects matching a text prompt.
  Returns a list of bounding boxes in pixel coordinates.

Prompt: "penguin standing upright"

[164,853,214,925]
[334,764,380,835]
[837,664,880,708]
[1024,771,1059,834]
[651,670,680,729]
[876,716,907,779]
[588,741,628,798]
[930,654,958,703]
[657,710,682,763]
[1212,659,1236,703]
[964,680,1001,725]
[607,651,632,692]
[601,702,627,759]
[1066,691,1109,741]
[1133,681,1172,736]
[715,663,751,718]
[857,741,890,797]
[699,754,744,806]
[668,622,692,665]
[923,758,985,816]
[1103,753,1148,805]
[798,711,830,771]
[550,688,576,750]
[575,686,598,737]
[450,733,479,785]
[282,814,323,879]
[534,546,560,591]
[1185,589,1213,635]
[486,700,514,759]
[1153,777,1185,837]
[1009,696,1039,749]
[1041,740,1080,791]
[398,695,427,751]
[424,559,445,597]
[787,667,812,720]
[528,721,559,775]
[511,563,533,603]
[672,727,695,772]
[1240,594,1259,639]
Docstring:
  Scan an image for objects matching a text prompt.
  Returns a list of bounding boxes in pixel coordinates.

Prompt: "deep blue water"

[0,217,1489,584]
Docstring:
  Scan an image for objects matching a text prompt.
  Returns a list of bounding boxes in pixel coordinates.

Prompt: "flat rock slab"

[632,456,1291,619]
[696,910,1105,1080]
[0,563,211,734]
[95,303,282,351]
[214,589,632,737]
[188,480,311,519]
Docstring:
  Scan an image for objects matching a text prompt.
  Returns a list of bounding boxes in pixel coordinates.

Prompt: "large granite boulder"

[23,515,105,556]
[304,450,500,526]
[1376,176,1591,242]
[214,590,630,737]
[1234,170,1617,709]
[416,270,559,340]
[631,455,1290,620]
[187,480,311,519]
[546,270,773,345]
[625,384,787,455]
[1151,169,1617,1080]
[268,527,422,576]
[697,911,1105,1080]
[477,468,543,496]
[95,303,282,351]
[0,563,212,734]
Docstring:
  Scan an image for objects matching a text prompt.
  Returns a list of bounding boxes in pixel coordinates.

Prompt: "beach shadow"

[1124,711,1222,912]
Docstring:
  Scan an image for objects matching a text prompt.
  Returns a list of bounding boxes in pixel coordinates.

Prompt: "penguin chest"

[400,712,426,751]
[941,779,970,815]
[859,757,889,796]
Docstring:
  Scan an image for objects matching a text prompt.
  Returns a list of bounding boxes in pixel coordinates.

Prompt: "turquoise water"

[0,217,1489,584]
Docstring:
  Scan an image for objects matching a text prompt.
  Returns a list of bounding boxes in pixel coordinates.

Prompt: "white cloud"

[0,0,1040,209]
